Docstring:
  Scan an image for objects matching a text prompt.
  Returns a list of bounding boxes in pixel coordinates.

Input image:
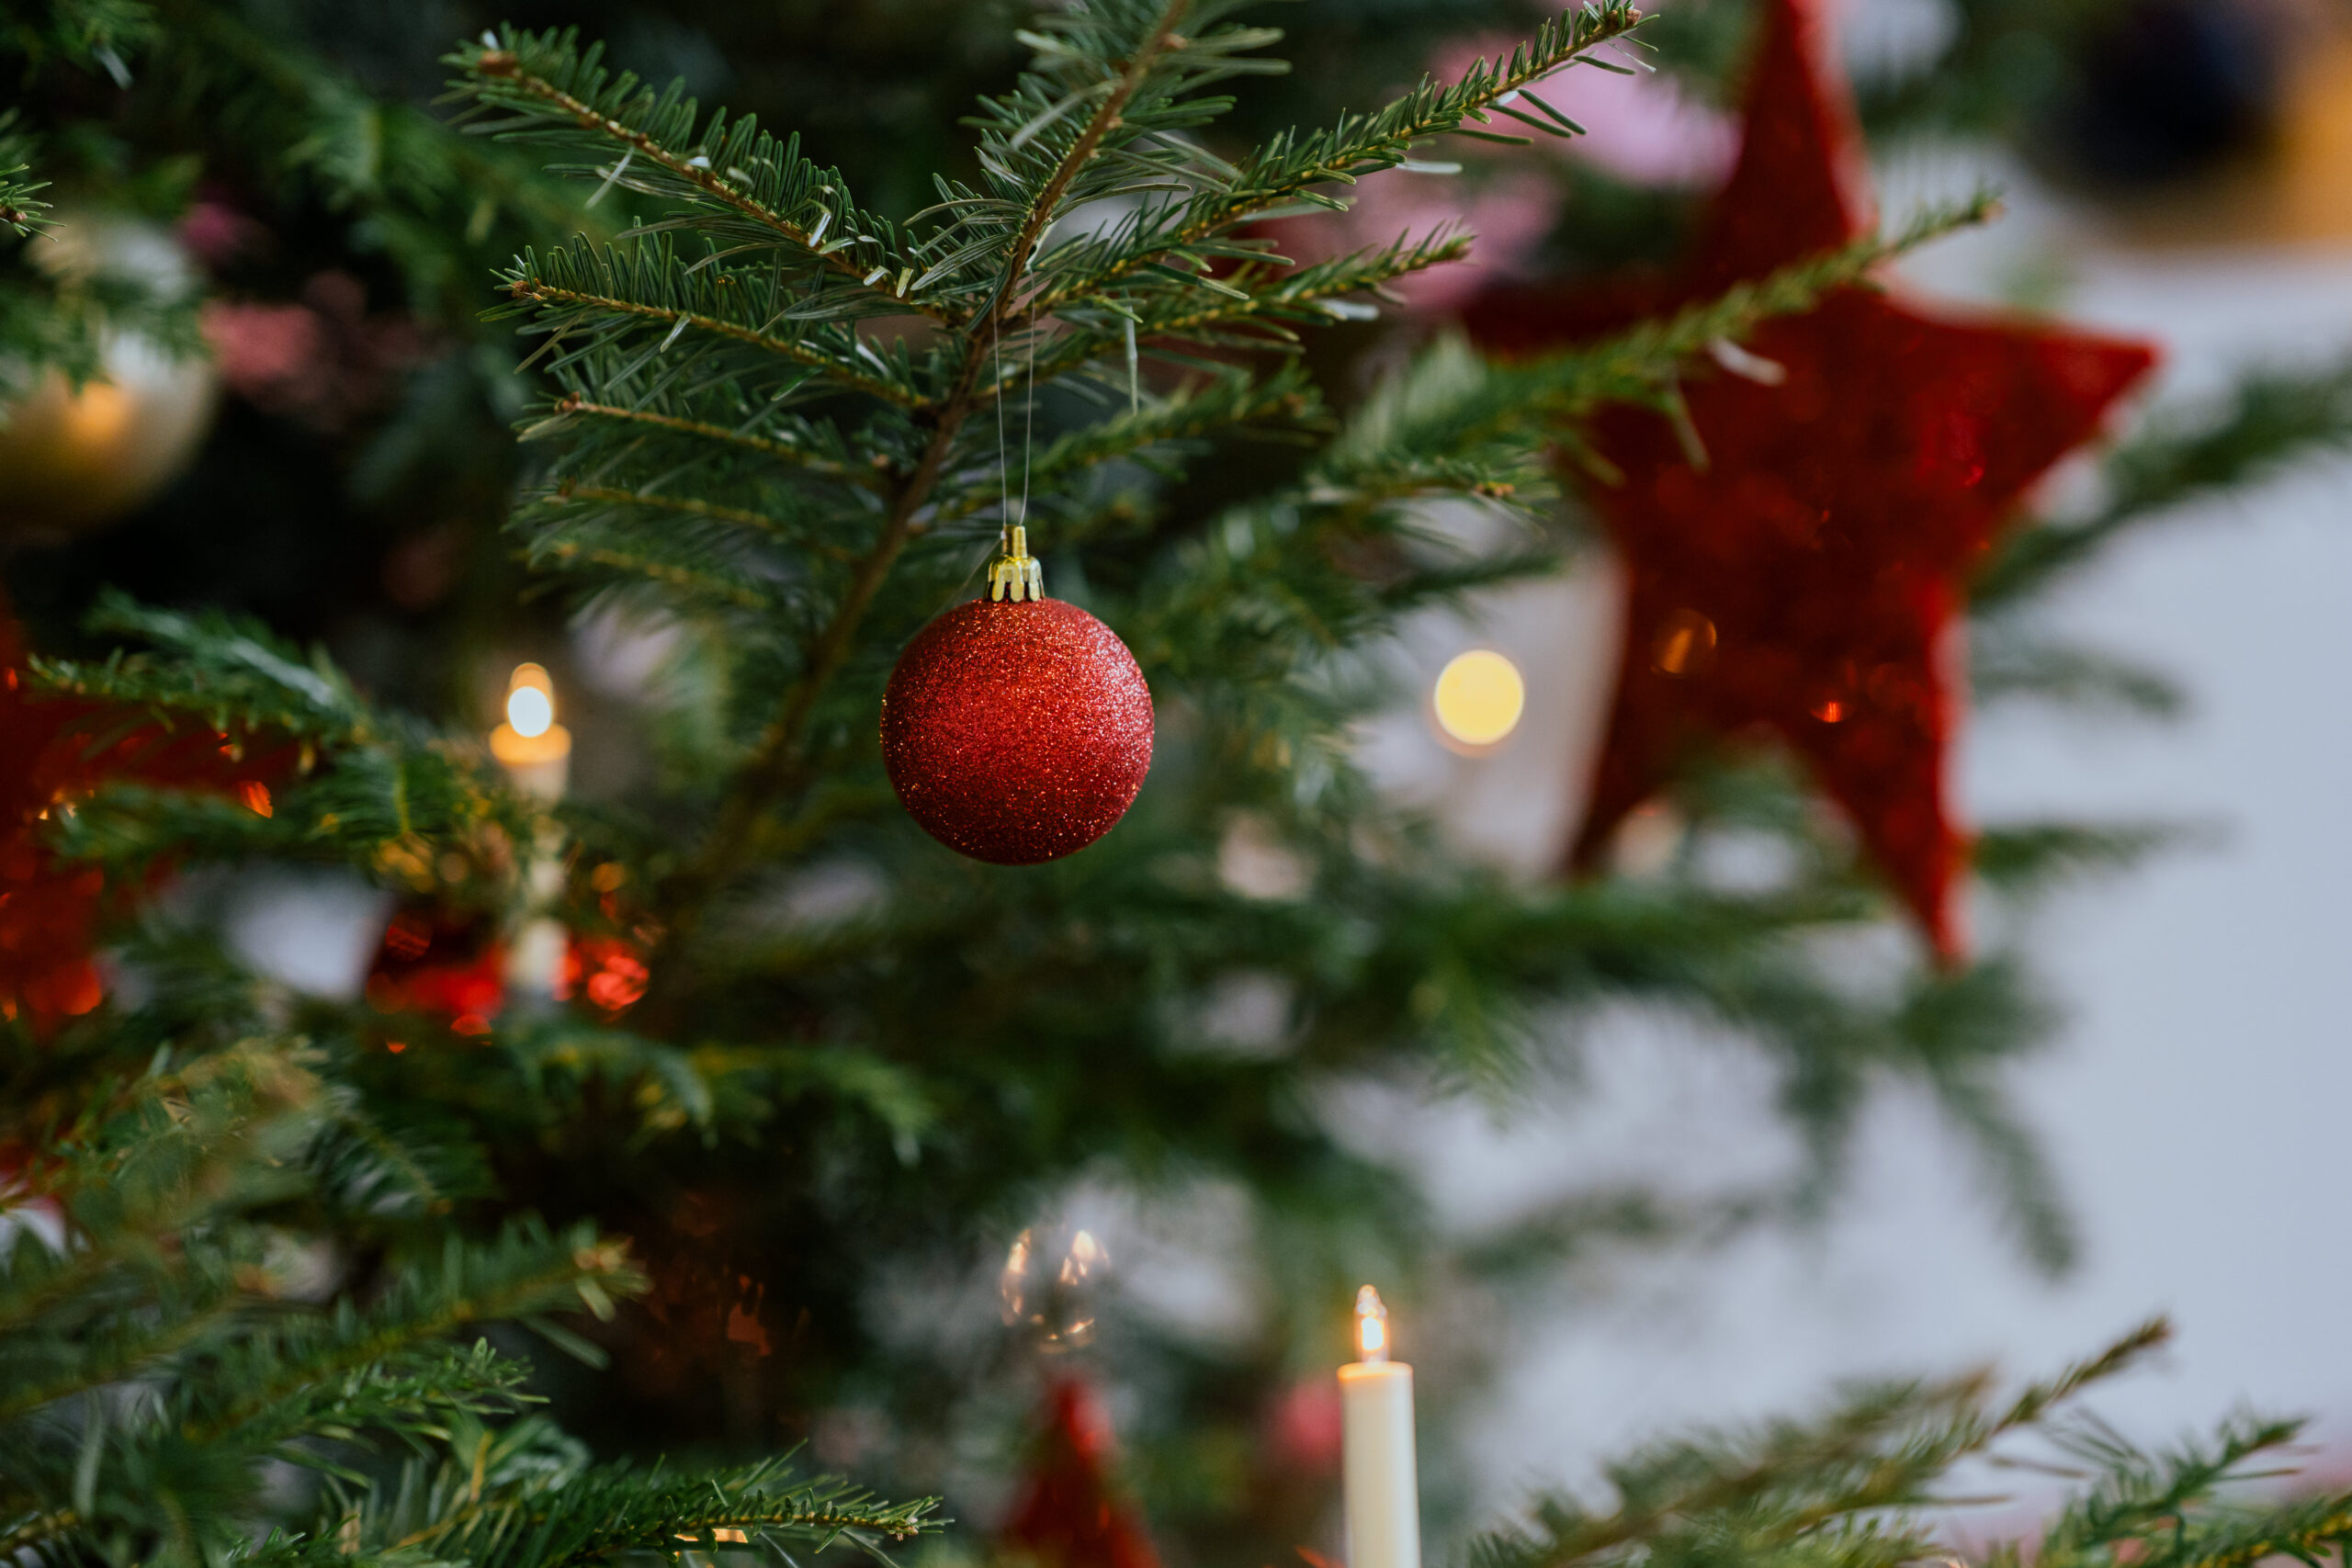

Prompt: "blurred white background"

[1366,139,2352,1507]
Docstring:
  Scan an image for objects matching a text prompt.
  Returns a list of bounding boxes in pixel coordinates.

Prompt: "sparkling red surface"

[1462,0,2158,959]
[881,597,1154,865]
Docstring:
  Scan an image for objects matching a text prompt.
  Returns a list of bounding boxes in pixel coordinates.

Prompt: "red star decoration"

[1463,0,2158,959]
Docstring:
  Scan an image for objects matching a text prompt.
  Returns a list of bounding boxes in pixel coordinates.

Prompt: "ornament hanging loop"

[989,524,1046,602]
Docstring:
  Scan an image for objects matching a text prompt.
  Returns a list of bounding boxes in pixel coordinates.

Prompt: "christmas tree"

[6,0,2352,1565]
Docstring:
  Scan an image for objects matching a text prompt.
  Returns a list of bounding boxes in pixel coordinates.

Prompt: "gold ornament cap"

[989,525,1046,603]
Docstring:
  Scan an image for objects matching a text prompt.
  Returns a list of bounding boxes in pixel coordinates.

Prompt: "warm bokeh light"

[1355,1283,1389,1363]
[1651,607,1717,676]
[505,663,556,738]
[1432,649,1525,749]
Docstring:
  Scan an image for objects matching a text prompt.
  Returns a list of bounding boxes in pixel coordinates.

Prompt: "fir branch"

[1971,821,2197,899]
[545,396,884,489]
[30,593,375,750]
[993,0,1192,312]
[533,536,781,611]
[933,362,1321,526]
[1468,1321,2172,1568]
[454,29,933,316]
[1973,636,2186,717]
[643,0,1204,957]
[0,1510,76,1559]
[1027,1,1645,315]
[1306,194,1996,518]
[548,484,859,558]
[179,1220,637,1447]
[382,1450,940,1568]
[0,113,50,238]
[1012,230,1473,396]
[1976,354,2352,610]
[498,242,925,409]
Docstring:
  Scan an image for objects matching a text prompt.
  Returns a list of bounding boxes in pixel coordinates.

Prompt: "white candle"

[491,663,572,998]
[490,662,571,800]
[1340,1285,1420,1568]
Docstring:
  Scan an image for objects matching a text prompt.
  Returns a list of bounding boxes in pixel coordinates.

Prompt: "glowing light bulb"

[1355,1283,1390,1364]
[491,660,571,802]
[506,663,557,738]
[1431,649,1524,749]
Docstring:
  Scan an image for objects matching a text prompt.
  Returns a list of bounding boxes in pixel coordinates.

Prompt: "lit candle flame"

[1355,1283,1389,1364]
[505,662,557,739]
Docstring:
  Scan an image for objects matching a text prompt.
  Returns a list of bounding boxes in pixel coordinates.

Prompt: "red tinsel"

[1463,0,2158,959]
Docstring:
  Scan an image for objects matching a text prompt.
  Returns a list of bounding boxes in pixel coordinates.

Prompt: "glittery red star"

[1463,0,2157,958]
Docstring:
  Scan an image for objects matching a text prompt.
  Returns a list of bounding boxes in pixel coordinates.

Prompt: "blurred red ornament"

[1001,1377,1162,1568]
[881,597,1153,865]
[1463,0,2157,960]
[366,905,505,1032]
[364,903,650,1036]
[0,604,286,1027]
[560,934,649,1015]
[1265,1377,1345,1472]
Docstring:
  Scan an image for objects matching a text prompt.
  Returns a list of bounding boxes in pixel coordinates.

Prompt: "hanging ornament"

[1462,0,2158,960]
[1001,1376,1163,1568]
[0,214,215,540]
[881,527,1153,865]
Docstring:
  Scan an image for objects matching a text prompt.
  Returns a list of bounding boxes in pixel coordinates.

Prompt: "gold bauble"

[0,214,217,541]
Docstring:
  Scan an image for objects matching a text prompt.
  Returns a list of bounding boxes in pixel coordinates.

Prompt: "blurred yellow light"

[505,663,556,738]
[1432,649,1524,748]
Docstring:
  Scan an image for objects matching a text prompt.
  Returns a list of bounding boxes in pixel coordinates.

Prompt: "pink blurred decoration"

[202,270,427,432]
[1428,31,1737,189]
[176,197,268,270]
[1264,1376,1345,1472]
[1551,48,1739,186]
[1264,21,1738,316]
[205,301,325,400]
[1267,166,1558,315]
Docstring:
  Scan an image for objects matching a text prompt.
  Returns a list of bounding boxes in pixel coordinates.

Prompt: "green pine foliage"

[11,0,2352,1564]
[1466,1322,2352,1568]
[0,1020,940,1568]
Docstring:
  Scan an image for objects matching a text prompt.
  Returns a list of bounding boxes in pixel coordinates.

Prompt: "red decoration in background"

[0,605,286,1027]
[366,906,506,1035]
[1463,0,2157,959]
[361,898,649,1039]
[881,599,1154,866]
[1001,1377,1162,1568]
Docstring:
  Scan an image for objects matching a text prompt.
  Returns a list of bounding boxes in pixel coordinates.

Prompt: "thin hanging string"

[994,319,1012,547]
[1019,321,1038,536]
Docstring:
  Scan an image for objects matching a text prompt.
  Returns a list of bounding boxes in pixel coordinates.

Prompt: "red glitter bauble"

[881,597,1153,865]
